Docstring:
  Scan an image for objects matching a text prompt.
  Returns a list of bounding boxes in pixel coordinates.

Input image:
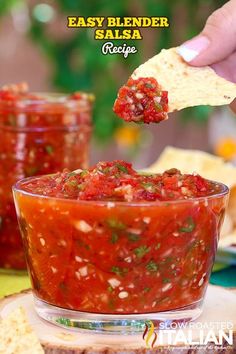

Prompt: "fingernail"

[177,36,210,62]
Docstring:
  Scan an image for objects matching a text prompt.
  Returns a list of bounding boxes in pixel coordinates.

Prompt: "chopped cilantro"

[111,266,128,276]
[77,184,84,190]
[143,287,151,293]
[111,232,119,244]
[141,182,155,192]
[116,163,128,173]
[107,218,126,230]
[155,243,161,250]
[67,172,77,177]
[142,182,154,188]
[179,216,195,233]
[80,170,88,177]
[163,278,171,283]
[154,102,163,112]
[168,192,174,198]
[134,245,150,258]
[128,233,140,242]
[45,145,54,155]
[145,83,154,89]
[66,180,77,187]
[102,167,111,174]
[146,260,159,272]
[107,286,113,292]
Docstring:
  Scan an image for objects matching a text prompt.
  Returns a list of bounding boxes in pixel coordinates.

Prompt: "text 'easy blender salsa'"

[0,83,93,269]
[14,160,228,314]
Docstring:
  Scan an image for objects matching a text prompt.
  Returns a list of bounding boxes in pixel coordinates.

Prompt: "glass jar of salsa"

[0,83,93,269]
[13,161,229,332]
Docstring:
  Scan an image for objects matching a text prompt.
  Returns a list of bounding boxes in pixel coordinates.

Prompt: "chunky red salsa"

[0,83,93,269]
[14,160,228,314]
[113,77,168,124]
[20,160,223,201]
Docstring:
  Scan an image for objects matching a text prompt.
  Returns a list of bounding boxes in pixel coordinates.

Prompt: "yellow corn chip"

[146,146,236,247]
[0,307,44,354]
[132,48,236,112]
[146,146,236,188]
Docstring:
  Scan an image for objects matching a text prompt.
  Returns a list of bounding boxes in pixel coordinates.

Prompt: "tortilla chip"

[218,229,236,248]
[132,48,236,112]
[146,146,236,188]
[146,146,236,245]
[0,307,44,354]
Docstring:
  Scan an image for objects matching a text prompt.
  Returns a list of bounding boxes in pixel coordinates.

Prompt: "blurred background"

[0,0,235,168]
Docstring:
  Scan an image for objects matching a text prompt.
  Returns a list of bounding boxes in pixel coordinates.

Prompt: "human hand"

[177,0,236,113]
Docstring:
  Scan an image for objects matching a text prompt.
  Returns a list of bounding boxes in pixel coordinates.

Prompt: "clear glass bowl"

[0,92,93,269]
[13,177,229,333]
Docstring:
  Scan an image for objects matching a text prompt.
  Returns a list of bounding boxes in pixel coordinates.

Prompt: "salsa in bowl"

[13,160,229,332]
[0,83,93,269]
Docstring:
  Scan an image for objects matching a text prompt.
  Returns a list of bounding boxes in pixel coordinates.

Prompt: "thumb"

[178,0,236,66]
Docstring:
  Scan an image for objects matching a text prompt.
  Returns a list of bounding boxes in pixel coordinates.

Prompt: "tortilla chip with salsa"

[114,48,236,123]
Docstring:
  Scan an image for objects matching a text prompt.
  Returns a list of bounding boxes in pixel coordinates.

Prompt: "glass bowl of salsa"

[13,161,228,333]
[0,83,93,269]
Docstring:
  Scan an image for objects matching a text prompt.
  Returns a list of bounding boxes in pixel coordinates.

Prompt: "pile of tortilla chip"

[146,146,236,248]
[0,307,44,354]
